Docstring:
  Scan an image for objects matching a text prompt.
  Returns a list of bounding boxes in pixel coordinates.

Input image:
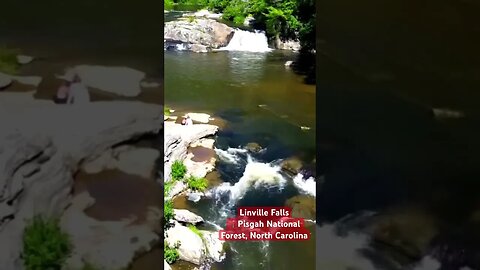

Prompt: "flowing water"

[165,13,316,270]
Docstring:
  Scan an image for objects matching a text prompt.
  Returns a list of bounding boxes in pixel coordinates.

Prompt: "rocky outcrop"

[164,19,234,51]
[61,192,160,270]
[275,38,301,51]
[185,112,212,124]
[281,157,304,175]
[83,146,160,179]
[0,99,162,269]
[164,121,218,182]
[58,65,146,97]
[164,221,225,265]
[0,72,42,88]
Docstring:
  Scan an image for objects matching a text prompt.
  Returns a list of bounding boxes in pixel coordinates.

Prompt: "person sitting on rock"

[54,81,71,104]
[67,74,90,105]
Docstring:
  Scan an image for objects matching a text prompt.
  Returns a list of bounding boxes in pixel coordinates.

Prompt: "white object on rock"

[16,55,34,65]
[185,113,211,123]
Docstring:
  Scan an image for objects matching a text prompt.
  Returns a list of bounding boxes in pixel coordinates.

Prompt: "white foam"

[215,147,247,163]
[219,30,272,52]
[413,256,441,270]
[293,173,317,197]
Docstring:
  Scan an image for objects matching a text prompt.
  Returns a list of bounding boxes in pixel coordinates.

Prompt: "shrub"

[170,160,187,181]
[22,216,72,270]
[188,224,203,238]
[0,45,19,74]
[186,176,208,192]
[164,0,175,10]
[164,241,180,264]
[164,180,175,195]
[164,106,171,116]
[164,199,174,224]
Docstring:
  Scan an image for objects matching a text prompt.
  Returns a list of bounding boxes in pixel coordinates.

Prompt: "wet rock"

[63,65,145,97]
[174,209,204,225]
[187,192,203,202]
[165,222,206,265]
[16,55,33,65]
[286,195,316,220]
[0,100,162,269]
[281,157,304,175]
[61,192,160,270]
[245,142,262,153]
[164,19,234,50]
[166,181,187,200]
[275,38,301,51]
[369,209,438,260]
[191,44,209,53]
[200,230,225,262]
[243,15,255,27]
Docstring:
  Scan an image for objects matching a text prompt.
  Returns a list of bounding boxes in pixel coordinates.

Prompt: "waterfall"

[219,29,272,52]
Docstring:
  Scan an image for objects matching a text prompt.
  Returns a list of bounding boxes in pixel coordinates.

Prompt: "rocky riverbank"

[0,91,162,269]
[163,110,226,268]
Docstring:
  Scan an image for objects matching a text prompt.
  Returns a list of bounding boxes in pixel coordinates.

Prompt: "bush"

[164,199,174,224]
[164,180,175,195]
[22,216,72,270]
[164,106,171,116]
[188,224,203,238]
[0,45,19,74]
[164,241,180,264]
[186,176,208,192]
[170,160,187,181]
[164,0,175,10]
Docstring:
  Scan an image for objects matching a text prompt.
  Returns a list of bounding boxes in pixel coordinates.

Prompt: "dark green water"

[317,0,480,269]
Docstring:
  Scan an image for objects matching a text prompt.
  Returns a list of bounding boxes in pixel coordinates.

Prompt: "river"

[165,12,317,270]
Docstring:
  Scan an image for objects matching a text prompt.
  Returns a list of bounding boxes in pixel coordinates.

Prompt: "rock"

[82,149,116,173]
[165,222,206,265]
[174,209,204,224]
[200,230,225,262]
[140,81,161,88]
[184,151,216,179]
[164,260,172,270]
[0,100,162,269]
[286,195,316,220]
[0,73,13,89]
[245,142,262,153]
[164,121,218,182]
[191,44,209,53]
[164,19,234,50]
[16,55,33,65]
[165,181,187,200]
[61,192,160,270]
[190,138,215,149]
[285,60,294,67]
[186,112,212,123]
[275,39,301,51]
[67,65,146,97]
[115,147,160,179]
[243,15,255,27]
[0,72,42,88]
[432,108,465,120]
[187,192,202,202]
[281,157,304,175]
[192,9,222,20]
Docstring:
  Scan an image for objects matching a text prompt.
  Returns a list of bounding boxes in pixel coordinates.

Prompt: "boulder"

[174,209,204,225]
[281,157,304,175]
[286,195,316,221]
[186,112,212,123]
[275,38,301,51]
[165,222,206,265]
[164,19,234,50]
[191,44,209,53]
[68,65,146,97]
[114,147,160,179]
[0,73,12,88]
[16,55,34,65]
[245,142,262,153]
[200,230,225,262]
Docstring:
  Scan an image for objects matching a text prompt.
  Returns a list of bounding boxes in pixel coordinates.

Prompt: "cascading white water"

[293,173,317,197]
[219,29,272,52]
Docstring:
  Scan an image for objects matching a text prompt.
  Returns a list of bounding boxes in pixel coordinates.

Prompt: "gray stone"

[174,209,204,225]
[16,55,34,65]
[165,222,206,265]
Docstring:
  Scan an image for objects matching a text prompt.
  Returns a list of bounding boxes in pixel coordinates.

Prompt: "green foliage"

[186,176,208,192]
[164,241,180,264]
[0,45,20,74]
[164,179,175,195]
[164,199,174,224]
[186,15,196,23]
[164,0,175,10]
[187,224,203,238]
[22,216,72,270]
[170,160,187,181]
[164,106,171,116]
[199,0,315,51]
